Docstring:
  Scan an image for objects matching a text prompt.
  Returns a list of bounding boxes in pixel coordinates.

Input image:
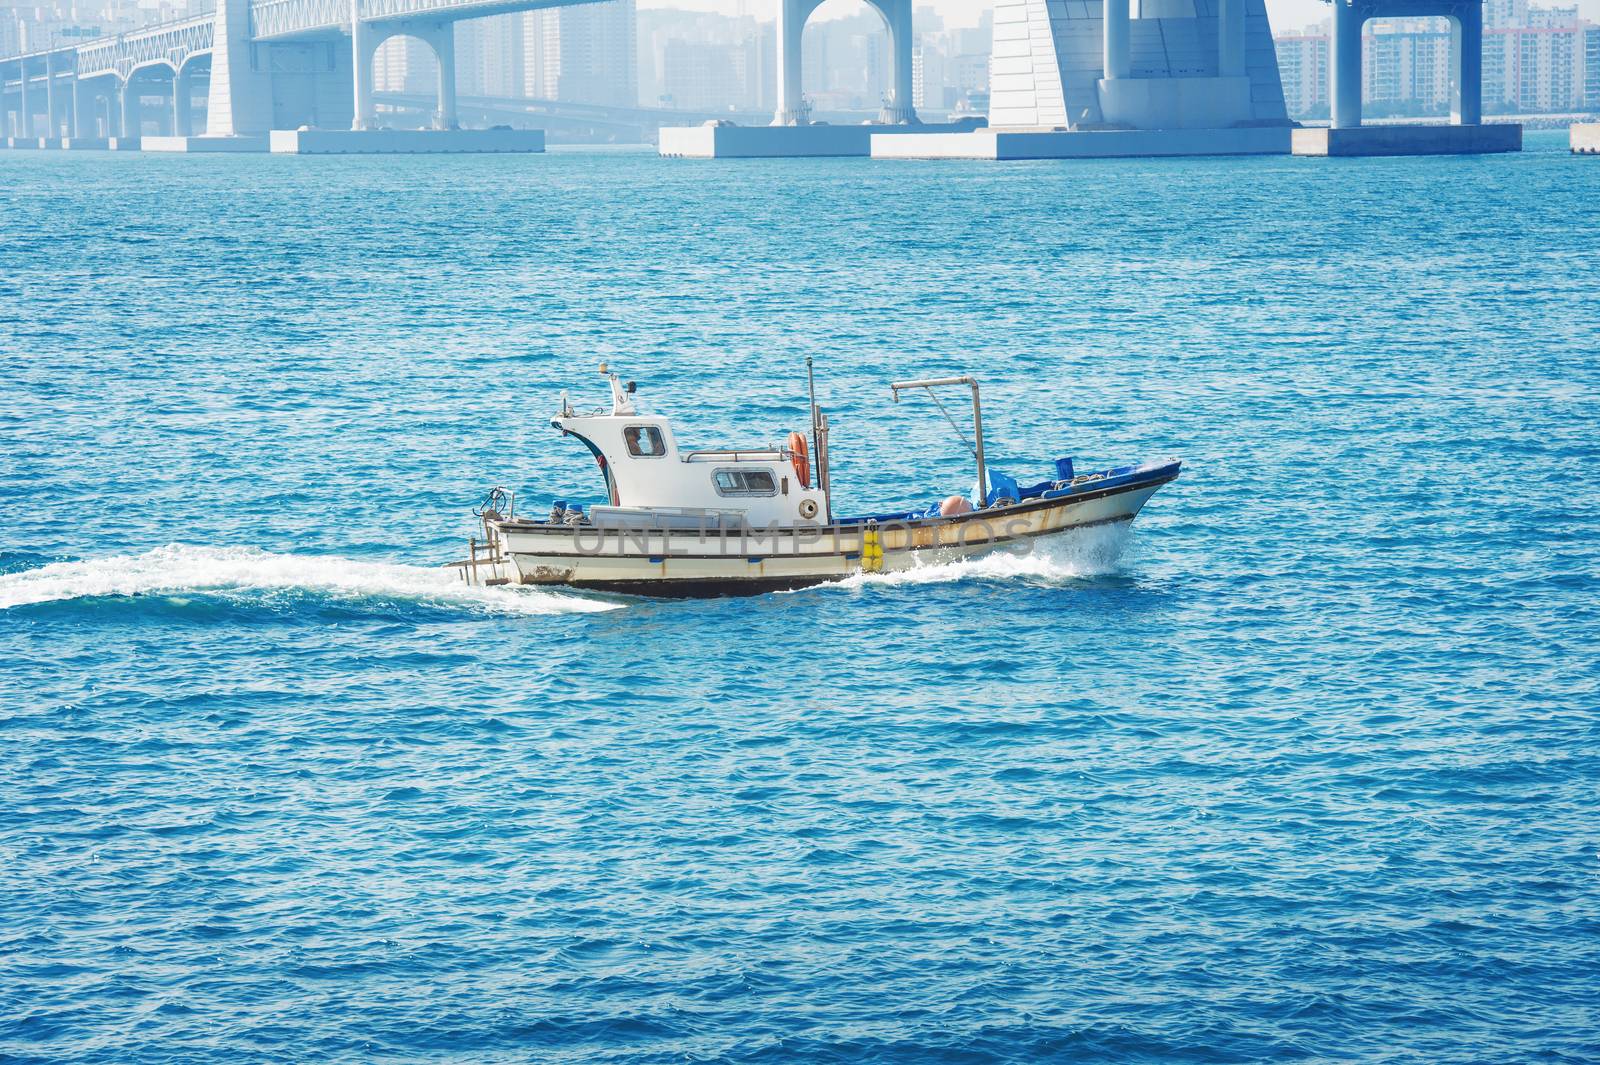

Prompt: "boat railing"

[682,448,785,462]
[452,533,509,586]
[452,486,514,585]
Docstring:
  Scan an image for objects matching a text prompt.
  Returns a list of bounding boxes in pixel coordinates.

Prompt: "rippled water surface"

[3,135,1598,1063]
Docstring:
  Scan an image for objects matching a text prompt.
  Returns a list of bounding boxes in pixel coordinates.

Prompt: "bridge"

[4,0,1506,156]
[0,0,604,142]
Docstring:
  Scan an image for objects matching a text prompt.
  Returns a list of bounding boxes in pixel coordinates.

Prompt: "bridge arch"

[120,59,179,137]
[173,53,211,137]
[1329,0,1482,129]
[357,23,457,131]
[774,0,916,125]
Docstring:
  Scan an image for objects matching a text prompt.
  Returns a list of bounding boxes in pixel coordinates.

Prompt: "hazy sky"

[638,0,1600,33]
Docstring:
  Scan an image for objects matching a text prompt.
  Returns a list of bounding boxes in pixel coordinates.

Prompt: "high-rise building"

[636,9,771,112]
[1363,18,1451,112]
[536,0,637,107]
[457,14,526,98]
[947,49,987,103]
[1485,0,1529,29]
[1274,32,1330,117]
[1488,20,1587,111]
[912,43,943,110]
[373,34,437,96]
[528,9,553,98]
[658,38,743,110]
[1587,26,1600,108]
[735,21,775,113]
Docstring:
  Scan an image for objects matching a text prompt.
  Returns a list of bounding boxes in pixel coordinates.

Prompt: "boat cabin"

[551,370,828,528]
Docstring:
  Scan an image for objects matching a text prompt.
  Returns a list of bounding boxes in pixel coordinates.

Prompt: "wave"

[0,544,618,616]
[827,522,1134,590]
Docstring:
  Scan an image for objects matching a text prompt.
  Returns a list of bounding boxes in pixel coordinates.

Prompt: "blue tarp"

[836,458,1181,524]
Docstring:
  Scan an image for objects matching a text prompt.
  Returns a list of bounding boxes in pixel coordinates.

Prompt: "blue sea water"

[2,132,1598,1063]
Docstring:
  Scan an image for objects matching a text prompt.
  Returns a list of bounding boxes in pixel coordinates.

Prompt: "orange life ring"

[787,431,811,489]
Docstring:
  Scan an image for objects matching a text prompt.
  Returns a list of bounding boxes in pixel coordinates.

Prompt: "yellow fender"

[861,526,884,573]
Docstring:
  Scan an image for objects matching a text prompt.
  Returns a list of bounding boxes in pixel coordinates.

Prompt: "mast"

[806,357,831,523]
[805,356,820,489]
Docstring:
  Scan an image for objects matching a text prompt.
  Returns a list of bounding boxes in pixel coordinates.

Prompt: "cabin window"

[713,469,778,497]
[624,425,666,457]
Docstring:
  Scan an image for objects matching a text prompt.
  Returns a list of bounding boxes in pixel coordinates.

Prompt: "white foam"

[0,544,618,615]
[826,523,1133,590]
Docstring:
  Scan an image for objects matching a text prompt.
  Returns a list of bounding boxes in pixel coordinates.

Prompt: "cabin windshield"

[624,426,666,457]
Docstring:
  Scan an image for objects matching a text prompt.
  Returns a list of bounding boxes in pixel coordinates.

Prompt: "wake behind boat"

[454,364,1180,597]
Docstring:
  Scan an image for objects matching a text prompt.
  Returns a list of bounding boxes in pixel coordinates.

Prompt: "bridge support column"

[1450,8,1481,125]
[351,0,374,130]
[1103,0,1130,81]
[1218,0,1245,78]
[772,0,814,125]
[1331,0,1363,129]
[174,68,193,137]
[121,81,140,138]
[19,57,33,138]
[206,0,274,135]
[434,24,458,130]
[876,0,918,124]
[45,54,58,138]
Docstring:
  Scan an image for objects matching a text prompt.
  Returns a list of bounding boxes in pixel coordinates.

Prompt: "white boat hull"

[473,471,1173,597]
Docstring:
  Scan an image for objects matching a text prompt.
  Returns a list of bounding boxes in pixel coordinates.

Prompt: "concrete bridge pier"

[432,24,458,130]
[772,0,917,126]
[351,0,373,130]
[99,87,121,138]
[1331,0,1483,130]
[67,72,80,139]
[1218,0,1246,77]
[68,81,91,137]
[772,0,810,124]
[1450,9,1481,125]
[1102,0,1129,82]
[18,56,32,138]
[174,67,194,137]
[44,54,57,139]
[207,0,274,136]
[120,82,140,138]
[877,0,916,124]
[1296,0,1514,154]
[1330,0,1363,129]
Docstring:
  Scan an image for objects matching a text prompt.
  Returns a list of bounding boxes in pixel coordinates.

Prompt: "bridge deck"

[3,0,610,78]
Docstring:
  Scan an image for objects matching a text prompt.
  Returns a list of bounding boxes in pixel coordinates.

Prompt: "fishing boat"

[453,363,1180,597]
